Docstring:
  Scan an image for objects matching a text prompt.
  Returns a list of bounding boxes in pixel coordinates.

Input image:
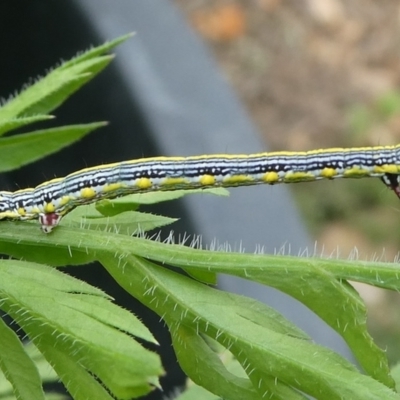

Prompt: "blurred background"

[175,0,400,365]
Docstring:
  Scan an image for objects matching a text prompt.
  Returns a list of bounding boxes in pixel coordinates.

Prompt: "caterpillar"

[1,144,400,233]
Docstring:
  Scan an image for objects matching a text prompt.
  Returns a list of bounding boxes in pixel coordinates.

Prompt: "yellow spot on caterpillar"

[137,177,152,189]
[223,174,253,185]
[44,203,56,213]
[320,167,337,179]
[17,207,26,216]
[103,182,125,193]
[343,168,369,178]
[59,196,73,206]
[283,171,315,182]
[161,177,189,186]
[81,187,96,198]
[263,171,279,183]
[0,211,18,220]
[199,174,216,186]
[373,165,400,174]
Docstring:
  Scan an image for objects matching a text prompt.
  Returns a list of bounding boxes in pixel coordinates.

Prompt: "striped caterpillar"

[1,145,400,232]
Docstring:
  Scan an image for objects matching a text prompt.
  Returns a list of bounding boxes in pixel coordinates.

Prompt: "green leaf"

[0,318,45,400]
[0,260,157,344]
[0,260,108,297]
[0,224,392,387]
[184,268,217,285]
[59,33,133,70]
[112,236,393,388]
[1,202,400,397]
[23,342,59,387]
[391,363,400,392]
[18,306,161,399]
[175,341,259,400]
[33,343,115,400]
[0,259,163,399]
[95,187,229,211]
[0,115,54,137]
[95,198,141,215]
[0,342,62,400]
[171,325,264,400]
[0,122,106,172]
[175,382,221,400]
[0,34,132,121]
[66,205,177,235]
[0,222,97,266]
[100,253,398,399]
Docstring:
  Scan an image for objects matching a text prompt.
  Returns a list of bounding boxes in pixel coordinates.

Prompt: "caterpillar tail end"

[39,213,62,234]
